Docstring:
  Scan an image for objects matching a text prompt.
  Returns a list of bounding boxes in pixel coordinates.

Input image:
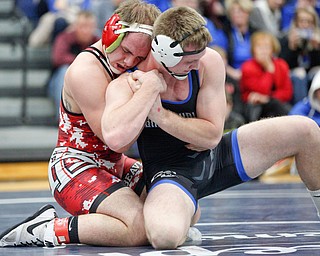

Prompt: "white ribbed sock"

[308,189,320,218]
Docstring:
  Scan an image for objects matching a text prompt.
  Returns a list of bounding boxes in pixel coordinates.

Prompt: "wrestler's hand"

[131,69,167,93]
[127,73,142,93]
[248,92,270,104]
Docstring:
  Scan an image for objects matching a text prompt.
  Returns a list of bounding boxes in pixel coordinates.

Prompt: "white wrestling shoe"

[0,204,57,247]
[185,226,202,243]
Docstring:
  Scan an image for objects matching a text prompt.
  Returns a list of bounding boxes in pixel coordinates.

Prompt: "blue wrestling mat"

[1,181,320,256]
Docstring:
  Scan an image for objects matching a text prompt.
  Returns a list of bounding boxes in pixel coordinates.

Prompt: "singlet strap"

[82,46,116,80]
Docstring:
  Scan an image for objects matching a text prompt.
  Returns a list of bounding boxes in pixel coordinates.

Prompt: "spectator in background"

[279,7,320,104]
[171,0,198,9]
[16,0,43,28]
[289,69,320,126]
[241,31,293,122]
[48,10,98,119]
[222,0,255,82]
[213,45,245,118]
[202,0,228,30]
[281,0,320,32]
[144,0,171,12]
[28,0,91,48]
[90,0,116,34]
[225,90,246,130]
[249,0,286,39]
[167,0,228,48]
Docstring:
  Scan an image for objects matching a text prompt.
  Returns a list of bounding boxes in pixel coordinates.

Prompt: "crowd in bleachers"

[15,0,320,128]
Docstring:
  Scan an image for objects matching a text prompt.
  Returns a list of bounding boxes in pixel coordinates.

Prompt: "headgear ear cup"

[151,35,184,67]
[102,14,125,53]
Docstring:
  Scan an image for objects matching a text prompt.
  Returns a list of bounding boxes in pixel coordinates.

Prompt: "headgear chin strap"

[161,62,189,80]
[172,73,189,80]
[102,14,153,54]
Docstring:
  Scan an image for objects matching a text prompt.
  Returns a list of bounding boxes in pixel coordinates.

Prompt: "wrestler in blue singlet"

[137,70,252,208]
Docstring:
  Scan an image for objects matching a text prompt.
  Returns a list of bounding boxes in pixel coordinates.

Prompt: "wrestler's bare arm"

[102,70,165,152]
[149,48,226,150]
[63,52,112,142]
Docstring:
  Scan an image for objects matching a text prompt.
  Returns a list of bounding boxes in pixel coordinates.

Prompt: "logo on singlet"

[145,112,196,128]
[151,170,177,183]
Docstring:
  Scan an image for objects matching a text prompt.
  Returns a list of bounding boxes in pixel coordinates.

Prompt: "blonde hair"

[114,0,161,26]
[224,0,253,17]
[290,7,320,51]
[250,31,281,55]
[153,6,212,50]
[76,10,95,20]
[292,6,319,28]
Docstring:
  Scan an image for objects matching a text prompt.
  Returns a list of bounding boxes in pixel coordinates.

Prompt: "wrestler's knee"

[146,220,186,249]
[97,189,148,246]
[292,116,319,141]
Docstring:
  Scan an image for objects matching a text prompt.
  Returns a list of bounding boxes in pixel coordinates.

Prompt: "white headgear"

[151,35,184,68]
[151,26,205,69]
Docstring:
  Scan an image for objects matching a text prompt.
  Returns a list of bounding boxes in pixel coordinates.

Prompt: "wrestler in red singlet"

[48,47,143,216]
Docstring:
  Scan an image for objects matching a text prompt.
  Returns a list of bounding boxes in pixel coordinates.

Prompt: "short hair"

[250,31,281,55]
[75,10,96,24]
[153,6,212,50]
[76,10,95,19]
[114,0,161,27]
[224,0,254,17]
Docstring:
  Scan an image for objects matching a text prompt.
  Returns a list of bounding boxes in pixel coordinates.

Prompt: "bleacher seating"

[0,0,56,126]
[0,0,57,162]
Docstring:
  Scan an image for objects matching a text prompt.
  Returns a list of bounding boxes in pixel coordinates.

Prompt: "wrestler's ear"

[151,35,183,67]
[102,14,125,54]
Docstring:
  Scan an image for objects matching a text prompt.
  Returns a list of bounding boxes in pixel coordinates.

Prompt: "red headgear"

[102,14,153,54]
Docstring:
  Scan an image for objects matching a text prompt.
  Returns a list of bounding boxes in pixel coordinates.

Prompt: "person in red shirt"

[240,31,293,122]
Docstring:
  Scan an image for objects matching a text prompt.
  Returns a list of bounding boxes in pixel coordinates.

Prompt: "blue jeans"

[290,73,308,105]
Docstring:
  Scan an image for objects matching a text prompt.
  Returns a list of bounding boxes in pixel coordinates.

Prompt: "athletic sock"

[53,216,80,244]
[68,216,80,243]
[308,189,320,218]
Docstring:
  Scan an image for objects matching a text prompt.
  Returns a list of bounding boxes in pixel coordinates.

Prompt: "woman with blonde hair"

[241,31,293,122]
[222,0,256,81]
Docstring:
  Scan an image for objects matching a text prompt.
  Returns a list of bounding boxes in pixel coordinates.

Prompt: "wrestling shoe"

[0,204,57,247]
